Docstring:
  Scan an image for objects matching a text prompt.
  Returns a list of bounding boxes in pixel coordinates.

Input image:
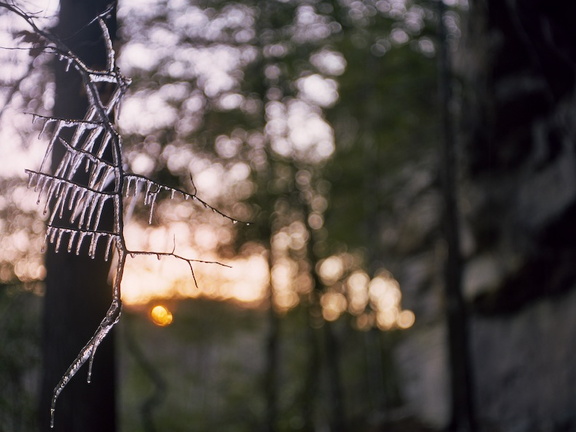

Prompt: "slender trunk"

[323,320,346,432]
[264,275,280,432]
[38,2,117,431]
[302,293,321,432]
[123,314,167,432]
[306,215,346,432]
[437,1,476,431]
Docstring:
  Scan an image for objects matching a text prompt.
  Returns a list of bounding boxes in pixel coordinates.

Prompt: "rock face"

[463,0,576,314]
[393,2,576,430]
[472,287,576,431]
[461,0,576,430]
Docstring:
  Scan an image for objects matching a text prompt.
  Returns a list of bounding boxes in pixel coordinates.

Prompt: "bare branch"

[126,249,231,286]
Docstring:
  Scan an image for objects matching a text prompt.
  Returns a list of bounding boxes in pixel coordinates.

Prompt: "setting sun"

[150,305,173,326]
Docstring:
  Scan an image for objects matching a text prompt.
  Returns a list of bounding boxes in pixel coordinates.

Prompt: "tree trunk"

[264,274,280,432]
[323,320,346,432]
[437,1,476,431]
[38,2,117,431]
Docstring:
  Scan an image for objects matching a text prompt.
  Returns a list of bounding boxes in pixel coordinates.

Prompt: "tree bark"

[437,1,476,431]
[38,2,118,431]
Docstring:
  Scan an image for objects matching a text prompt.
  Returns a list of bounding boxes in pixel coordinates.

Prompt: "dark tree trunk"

[301,304,321,432]
[437,1,476,431]
[323,320,346,432]
[38,2,118,431]
[263,276,280,432]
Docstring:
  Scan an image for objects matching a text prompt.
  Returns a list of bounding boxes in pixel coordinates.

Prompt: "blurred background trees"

[3,0,576,431]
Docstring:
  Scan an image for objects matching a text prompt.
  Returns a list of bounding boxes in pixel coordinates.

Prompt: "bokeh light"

[149,304,173,326]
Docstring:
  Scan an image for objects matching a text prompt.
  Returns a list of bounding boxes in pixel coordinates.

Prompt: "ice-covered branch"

[3,2,245,428]
[124,174,248,225]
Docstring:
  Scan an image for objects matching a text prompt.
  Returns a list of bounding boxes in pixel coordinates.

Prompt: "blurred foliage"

[0,283,41,431]
[120,300,267,432]
[120,300,409,432]
[114,0,441,270]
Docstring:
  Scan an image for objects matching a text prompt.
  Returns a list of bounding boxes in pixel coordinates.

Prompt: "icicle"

[65,57,72,72]
[48,185,66,225]
[39,178,52,203]
[68,186,81,211]
[91,164,110,190]
[87,162,101,189]
[65,151,85,180]
[75,232,87,255]
[78,192,98,229]
[54,230,64,253]
[96,131,112,159]
[35,174,48,197]
[34,174,44,194]
[43,177,58,202]
[67,230,77,253]
[100,166,118,192]
[26,171,37,189]
[58,183,74,219]
[84,193,99,229]
[69,121,89,149]
[53,151,71,179]
[43,180,62,217]
[88,233,101,259]
[148,193,157,225]
[47,226,57,244]
[90,195,108,231]
[56,152,77,179]
[38,117,54,138]
[104,235,116,262]
[81,127,101,155]
[135,178,144,198]
[124,176,133,197]
[71,189,88,224]
[145,181,153,204]
[56,184,72,220]
[170,189,175,200]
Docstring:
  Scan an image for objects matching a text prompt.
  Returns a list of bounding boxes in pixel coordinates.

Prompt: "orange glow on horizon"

[119,223,415,332]
[120,222,269,307]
